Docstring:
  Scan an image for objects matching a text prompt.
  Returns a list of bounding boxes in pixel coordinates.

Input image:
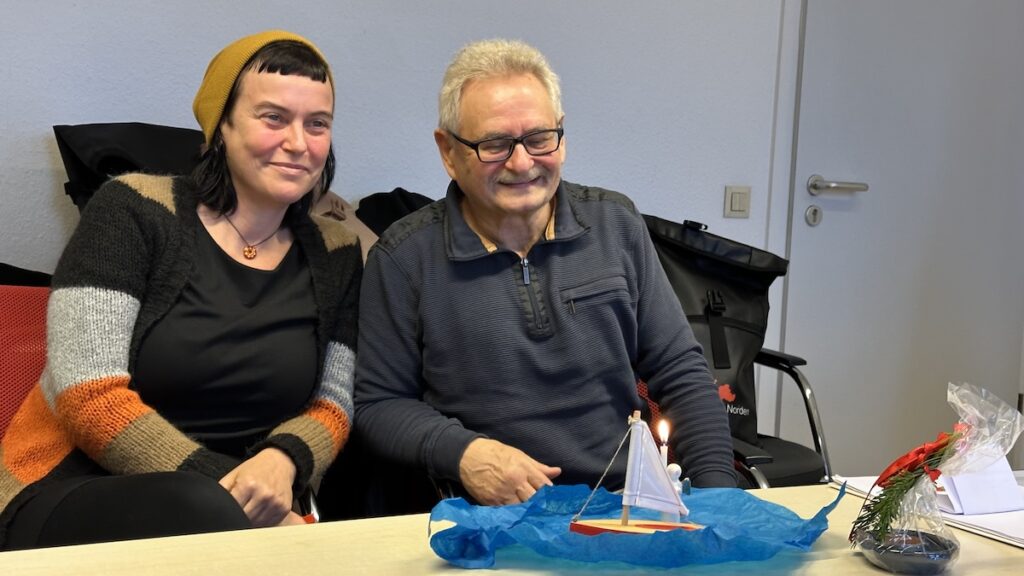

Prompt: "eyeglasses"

[449,127,564,163]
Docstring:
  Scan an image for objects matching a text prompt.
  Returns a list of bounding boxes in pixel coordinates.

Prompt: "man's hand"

[458,438,561,505]
[219,447,296,527]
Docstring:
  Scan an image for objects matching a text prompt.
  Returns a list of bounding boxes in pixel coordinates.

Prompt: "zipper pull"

[521,258,531,285]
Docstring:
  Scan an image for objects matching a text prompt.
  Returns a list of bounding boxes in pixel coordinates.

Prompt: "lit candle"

[657,419,670,468]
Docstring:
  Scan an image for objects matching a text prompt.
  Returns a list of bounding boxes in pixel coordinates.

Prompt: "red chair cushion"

[0,285,49,437]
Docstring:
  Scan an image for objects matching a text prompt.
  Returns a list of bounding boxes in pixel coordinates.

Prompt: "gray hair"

[438,39,563,133]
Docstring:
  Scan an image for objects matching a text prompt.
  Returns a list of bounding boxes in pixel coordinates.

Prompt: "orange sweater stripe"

[2,386,74,483]
[306,399,350,450]
[53,375,152,458]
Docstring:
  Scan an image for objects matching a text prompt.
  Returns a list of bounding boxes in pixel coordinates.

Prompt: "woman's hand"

[219,447,297,527]
[277,511,308,526]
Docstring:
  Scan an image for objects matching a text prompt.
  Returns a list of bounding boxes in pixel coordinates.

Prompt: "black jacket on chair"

[53,122,204,212]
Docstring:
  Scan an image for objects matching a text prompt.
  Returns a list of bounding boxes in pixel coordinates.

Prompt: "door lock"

[805,205,823,226]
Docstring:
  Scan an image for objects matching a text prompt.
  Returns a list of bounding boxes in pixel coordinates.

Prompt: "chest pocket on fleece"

[560,275,631,315]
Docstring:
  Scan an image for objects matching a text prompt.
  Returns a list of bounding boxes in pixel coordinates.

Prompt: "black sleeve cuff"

[251,433,316,496]
[179,447,242,480]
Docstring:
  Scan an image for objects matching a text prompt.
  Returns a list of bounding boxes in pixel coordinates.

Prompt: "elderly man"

[354,39,736,506]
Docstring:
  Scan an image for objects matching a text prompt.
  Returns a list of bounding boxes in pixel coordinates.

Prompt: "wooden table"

[1,485,1020,574]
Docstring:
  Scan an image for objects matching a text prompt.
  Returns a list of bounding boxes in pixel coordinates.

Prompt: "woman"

[0,30,360,549]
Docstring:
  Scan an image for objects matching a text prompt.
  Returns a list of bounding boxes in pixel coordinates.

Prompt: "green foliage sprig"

[849,431,960,543]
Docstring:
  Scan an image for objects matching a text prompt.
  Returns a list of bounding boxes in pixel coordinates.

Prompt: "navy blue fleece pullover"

[353,180,735,489]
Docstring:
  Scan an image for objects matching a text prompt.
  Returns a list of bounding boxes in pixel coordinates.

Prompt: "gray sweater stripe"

[42,286,139,408]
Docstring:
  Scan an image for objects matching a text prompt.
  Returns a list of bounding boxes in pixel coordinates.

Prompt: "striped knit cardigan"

[0,174,361,543]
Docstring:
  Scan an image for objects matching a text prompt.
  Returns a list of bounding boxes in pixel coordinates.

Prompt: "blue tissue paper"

[429,484,844,569]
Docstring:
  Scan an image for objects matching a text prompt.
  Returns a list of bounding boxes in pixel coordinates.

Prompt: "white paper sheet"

[937,457,1024,515]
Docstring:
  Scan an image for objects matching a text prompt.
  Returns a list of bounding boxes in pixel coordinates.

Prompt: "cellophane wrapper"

[853,382,1023,573]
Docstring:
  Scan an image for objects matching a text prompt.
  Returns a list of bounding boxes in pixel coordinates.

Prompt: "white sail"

[621,417,689,516]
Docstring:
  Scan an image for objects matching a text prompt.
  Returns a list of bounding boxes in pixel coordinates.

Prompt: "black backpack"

[644,216,788,446]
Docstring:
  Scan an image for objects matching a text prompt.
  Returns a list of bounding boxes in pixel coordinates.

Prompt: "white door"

[780,0,1024,476]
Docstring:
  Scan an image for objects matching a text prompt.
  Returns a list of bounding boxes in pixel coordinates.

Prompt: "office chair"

[0,265,51,439]
[643,216,832,488]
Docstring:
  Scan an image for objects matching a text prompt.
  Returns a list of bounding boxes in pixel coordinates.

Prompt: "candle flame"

[658,419,670,444]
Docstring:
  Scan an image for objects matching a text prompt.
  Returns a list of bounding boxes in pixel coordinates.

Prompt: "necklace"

[223,214,279,260]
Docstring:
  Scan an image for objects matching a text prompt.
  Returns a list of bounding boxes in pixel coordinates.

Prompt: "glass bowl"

[857,529,959,575]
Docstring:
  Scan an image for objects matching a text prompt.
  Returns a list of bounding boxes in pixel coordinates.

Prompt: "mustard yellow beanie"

[192,30,333,145]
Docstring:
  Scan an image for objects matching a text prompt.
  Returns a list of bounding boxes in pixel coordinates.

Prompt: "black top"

[134,224,318,459]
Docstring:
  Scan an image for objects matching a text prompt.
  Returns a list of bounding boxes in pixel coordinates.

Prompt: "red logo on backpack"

[718,382,736,403]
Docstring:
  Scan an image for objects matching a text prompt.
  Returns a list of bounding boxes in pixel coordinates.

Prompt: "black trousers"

[4,471,251,551]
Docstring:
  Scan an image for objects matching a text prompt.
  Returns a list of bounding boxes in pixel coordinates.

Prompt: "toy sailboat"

[569,411,702,535]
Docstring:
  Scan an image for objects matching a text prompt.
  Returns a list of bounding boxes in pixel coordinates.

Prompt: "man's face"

[435,73,565,223]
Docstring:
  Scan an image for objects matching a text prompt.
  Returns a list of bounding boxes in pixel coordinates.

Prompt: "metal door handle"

[807,174,869,196]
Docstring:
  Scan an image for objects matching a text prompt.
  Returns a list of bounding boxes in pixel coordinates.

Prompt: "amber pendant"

[243,245,258,260]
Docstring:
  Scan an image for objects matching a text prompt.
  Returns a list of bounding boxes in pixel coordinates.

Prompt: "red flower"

[876,432,952,487]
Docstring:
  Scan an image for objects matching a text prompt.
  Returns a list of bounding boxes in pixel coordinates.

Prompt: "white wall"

[0,0,784,273]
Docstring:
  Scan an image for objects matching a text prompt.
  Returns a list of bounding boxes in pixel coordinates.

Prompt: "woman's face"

[220,70,334,211]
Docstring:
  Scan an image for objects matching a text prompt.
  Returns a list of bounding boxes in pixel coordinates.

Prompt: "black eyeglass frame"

[449,127,565,163]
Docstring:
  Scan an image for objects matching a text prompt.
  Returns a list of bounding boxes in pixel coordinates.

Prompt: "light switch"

[724,185,751,218]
